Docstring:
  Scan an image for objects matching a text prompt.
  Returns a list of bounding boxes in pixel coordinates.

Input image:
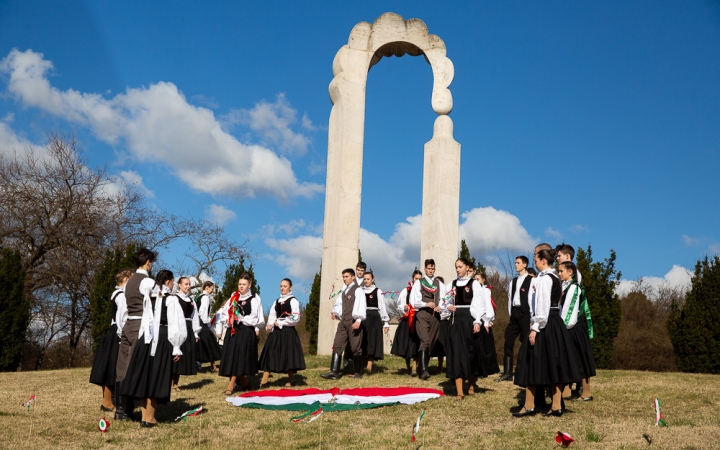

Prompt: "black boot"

[418,350,431,380]
[352,355,363,379]
[114,381,129,420]
[321,353,342,380]
[496,356,514,382]
[123,392,137,421]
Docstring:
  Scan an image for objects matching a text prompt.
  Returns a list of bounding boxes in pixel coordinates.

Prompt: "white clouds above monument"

[615,265,693,297]
[0,49,322,202]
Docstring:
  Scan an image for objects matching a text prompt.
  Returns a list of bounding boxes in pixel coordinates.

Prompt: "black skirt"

[172,320,198,375]
[89,324,119,387]
[390,317,418,359]
[445,308,481,379]
[473,324,500,377]
[122,327,174,404]
[361,309,385,360]
[569,316,597,379]
[197,322,222,363]
[219,324,258,377]
[431,317,449,358]
[514,309,582,387]
[258,326,306,373]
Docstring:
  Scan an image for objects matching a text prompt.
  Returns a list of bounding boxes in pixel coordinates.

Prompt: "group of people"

[89,242,596,426]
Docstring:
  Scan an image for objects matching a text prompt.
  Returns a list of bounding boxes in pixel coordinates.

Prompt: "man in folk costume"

[342,261,368,371]
[115,248,157,421]
[410,259,445,380]
[497,256,532,382]
[321,268,367,380]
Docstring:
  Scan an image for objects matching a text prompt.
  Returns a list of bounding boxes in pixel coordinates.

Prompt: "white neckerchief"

[362,284,377,294]
[176,291,191,302]
[277,292,294,303]
[456,275,471,286]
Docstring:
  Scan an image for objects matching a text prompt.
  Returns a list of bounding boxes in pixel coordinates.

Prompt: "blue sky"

[1,1,718,306]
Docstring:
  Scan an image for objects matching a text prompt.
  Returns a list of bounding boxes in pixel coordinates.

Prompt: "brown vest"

[421,278,440,303]
[342,283,359,321]
[125,272,148,316]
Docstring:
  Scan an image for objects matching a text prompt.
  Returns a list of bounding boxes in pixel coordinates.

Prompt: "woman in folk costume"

[90,269,134,412]
[258,278,306,387]
[513,249,581,417]
[558,261,596,401]
[122,270,187,427]
[445,258,495,400]
[218,273,264,395]
[390,270,422,375]
[360,271,390,375]
[431,276,451,374]
[196,281,222,373]
[171,277,202,391]
[473,272,500,377]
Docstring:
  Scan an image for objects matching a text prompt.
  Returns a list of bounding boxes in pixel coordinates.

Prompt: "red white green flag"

[411,409,425,443]
[98,417,110,433]
[175,406,203,422]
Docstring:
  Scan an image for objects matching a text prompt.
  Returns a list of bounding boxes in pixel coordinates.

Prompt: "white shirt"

[361,284,390,326]
[530,269,559,332]
[218,292,265,331]
[197,293,212,324]
[176,291,202,339]
[151,289,188,356]
[332,281,367,322]
[508,273,529,314]
[438,283,454,320]
[410,276,445,309]
[112,287,127,339]
[267,293,301,331]
[396,287,412,310]
[455,278,494,325]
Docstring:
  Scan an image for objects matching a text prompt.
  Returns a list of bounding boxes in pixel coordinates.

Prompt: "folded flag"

[654,397,668,427]
[98,417,110,433]
[411,409,425,443]
[21,394,35,411]
[555,431,574,447]
[227,387,443,412]
[175,406,203,422]
[290,406,323,423]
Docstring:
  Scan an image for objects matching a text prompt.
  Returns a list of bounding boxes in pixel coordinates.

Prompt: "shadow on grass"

[156,398,207,423]
[181,378,216,390]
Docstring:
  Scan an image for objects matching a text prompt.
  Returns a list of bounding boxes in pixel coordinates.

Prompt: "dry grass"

[1,357,719,449]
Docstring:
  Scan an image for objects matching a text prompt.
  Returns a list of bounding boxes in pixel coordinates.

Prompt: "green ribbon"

[563,281,580,326]
[579,284,594,339]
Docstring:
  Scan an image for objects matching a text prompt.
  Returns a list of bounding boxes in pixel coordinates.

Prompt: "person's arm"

[166,296,188,356]
[115,292,127,339]
[410,280,427,309]
[531,277,550,332]
[191,301,201,339]
[377,290,390,326]
[266,300,277,331]
[332,293,342,319]
[352,289,366,322]
[469,281,486,325]
[482,286,495,327]
[508,280,513,316]
[198,295,210,324]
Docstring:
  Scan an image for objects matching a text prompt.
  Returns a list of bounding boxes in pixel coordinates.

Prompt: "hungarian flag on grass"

[227,387,443,412]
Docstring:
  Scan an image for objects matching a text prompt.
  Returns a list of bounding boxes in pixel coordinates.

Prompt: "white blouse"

[267,293,301,331]
[455,278,493,326]
[218,292,265,331]
[332,281,366,322]
[197,293,212,324]
[396,287,412,310]
[113,287,127,339]
[531,269,559,332]
[438,283,454,320]
[151,290,188,356]
[361,284,390,326]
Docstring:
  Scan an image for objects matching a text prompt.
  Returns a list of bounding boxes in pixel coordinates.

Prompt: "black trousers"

[503,308,530,360]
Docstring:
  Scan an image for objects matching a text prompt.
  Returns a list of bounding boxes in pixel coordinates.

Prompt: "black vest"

[453,279,476,306]
[510,275,532,314]
[110,290,122,323]
[125,272,148,316]
[365,288,379,308]
[275,297,295,318]
[158,294,169,325]
[178,297,194,319]
[548,273,562,308]
[237,294,254,316]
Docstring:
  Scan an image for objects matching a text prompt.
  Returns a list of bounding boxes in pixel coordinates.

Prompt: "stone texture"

[318,12,461,355]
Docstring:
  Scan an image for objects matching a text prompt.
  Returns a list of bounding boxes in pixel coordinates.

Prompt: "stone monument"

[318,12,461,355]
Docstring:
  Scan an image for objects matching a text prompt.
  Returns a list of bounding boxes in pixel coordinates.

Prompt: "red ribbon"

[402,305,416,333]
[227,290,241,335]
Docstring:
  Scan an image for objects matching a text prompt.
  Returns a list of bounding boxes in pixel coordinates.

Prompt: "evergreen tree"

[90,245,137,354]
[305,267,322,355]
[459,239,486,274]
[576,245,622,369]
[213,257,260,314]
[668,256,720,373]
[0,249,30,371]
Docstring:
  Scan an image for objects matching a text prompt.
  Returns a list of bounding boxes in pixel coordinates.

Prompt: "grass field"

[1,356,719,449]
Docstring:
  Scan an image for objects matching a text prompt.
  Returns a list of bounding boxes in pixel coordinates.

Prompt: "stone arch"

[317,13,461,355]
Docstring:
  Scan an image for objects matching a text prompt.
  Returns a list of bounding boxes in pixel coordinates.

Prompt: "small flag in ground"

[175,406,203,422]
[290,406,323,423]
[98,417,110,433]
[654,397,668,427]
[21,395,35,411]
[411,409,426,443]
[555,431,574,447]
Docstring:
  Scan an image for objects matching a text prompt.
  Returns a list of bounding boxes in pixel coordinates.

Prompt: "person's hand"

[352,321,361,330]
[173,355,180,362]
[274,320,279,327]
[196,338,199,343]
[485,325,491,333]
[216,333,221,339]
[434,306,441,313]
[266,325,273,332]
[403,304,409,313]
[255,329,259,336]
[448,305,456,312]
[384,327,389,334]
[473,323,480,334]
[331,313,338,320]
[426,302,436,309]
[529,330,537,346]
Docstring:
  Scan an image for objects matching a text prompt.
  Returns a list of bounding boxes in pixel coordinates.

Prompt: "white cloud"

[301,113,316,131]
[615,265,693,297]
[0,48,323,202]
[223,93,312,156]
[205,204,236,225]
[683,234,702,246]
[277,219,306,235]
[570,224,589,233]
[709,243,720,255]
[544,227,563,240]
[0,121,33,154]
[265,207,538,290]
[120,170,154,198]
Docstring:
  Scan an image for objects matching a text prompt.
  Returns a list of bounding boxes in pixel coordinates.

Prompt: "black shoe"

[496,373,513,382]
[352,355,363,379]
[581,396,594,402]
[101,405,115,412]
[512,407,537,417]
[545,409,563,417]
[321,353,342,380]
[114,381,128,420]
[417,350,430,380]
[496,356,514,382]
[141,421,157,428]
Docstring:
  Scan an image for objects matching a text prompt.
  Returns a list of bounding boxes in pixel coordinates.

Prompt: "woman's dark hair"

[202,281,214,290]
[238,272,253,283]
[153,269,175,292]
[177,276,190,285]
[456,257,472,267]
[560,261,577,275]
[536,248,557,265]
[412,270,423,278]
[281,278,293,287]
[364,271,374,279]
